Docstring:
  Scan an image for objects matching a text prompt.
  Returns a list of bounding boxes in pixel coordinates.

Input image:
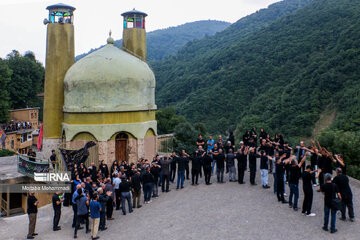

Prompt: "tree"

[318,129,360,180]
[6,51,44,109]
[0,59,11,123]
[156,107,185,134]
[194,122,207,136]
[173,122,199,154]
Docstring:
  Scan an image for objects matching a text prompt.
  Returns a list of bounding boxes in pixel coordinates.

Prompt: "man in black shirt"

[131,170,142,208]
[150,162,160,198]
[99,160,109,178]
[227,149,237,182]
[334,154,347,175]
[50,150,57,169]
[310,150,319,185]
[196,135,205,149]
[248,148,260,185]
[203,151,213,185]
[276,154,290,203]
[259,150,272,188]
[259,139,269,155]
[27,192,39,239]
[333,168,354,221]
[321,173,342,233]
[159,156,173,192]
[302,165,317,216]
[250,127,257,146]
[192,150,204,185]
[288,154,306,211]
[236,144,248,184]
[141,167,154,203]
[211,144,220,175]
[295,141,307,173]
[198,146,206,178]
[224,141,235,154]
[217,135,225,149]
[317,142,333,187]
[119,176,133,215]
[52,192,63,231]
[170,152,177,183]
[176,150,189,189]
[98,187,111,231]
[27,149,36,162]
[215,149,226,183]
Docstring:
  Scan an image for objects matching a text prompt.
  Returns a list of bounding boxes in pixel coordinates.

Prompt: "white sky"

[0,0,281,64]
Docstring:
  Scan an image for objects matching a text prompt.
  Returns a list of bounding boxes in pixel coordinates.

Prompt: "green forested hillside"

[75,20,230,62]
[153,0,360,139]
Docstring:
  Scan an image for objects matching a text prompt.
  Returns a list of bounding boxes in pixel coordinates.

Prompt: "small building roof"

[16,129,34,134]
[46,3,76,11]
[5,129,34,135]
[121,9,147,17]
[9,107,40,112]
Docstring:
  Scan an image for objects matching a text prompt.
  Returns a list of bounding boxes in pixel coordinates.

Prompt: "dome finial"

[107,30,114,44]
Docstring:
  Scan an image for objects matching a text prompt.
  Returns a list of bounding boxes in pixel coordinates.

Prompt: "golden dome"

[63,42,156,113]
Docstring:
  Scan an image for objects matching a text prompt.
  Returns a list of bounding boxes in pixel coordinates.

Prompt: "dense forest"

[154,0,360,135]
[153,0,360,178]
[0,50,44,122]
[75,20,230,62]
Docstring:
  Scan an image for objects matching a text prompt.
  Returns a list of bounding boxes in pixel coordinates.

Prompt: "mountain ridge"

[75,20,230,62]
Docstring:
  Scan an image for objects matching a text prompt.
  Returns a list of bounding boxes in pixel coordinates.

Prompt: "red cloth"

[37,123,43,151]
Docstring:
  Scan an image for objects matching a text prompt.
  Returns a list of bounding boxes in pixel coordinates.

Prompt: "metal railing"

[157,134,174,154]
[0,195,8,217]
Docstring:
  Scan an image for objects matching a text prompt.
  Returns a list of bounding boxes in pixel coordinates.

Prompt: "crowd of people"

[26,128,355,239]
[1,121,33,133]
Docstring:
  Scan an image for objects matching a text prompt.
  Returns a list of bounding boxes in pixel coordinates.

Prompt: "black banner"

[59,141,96,172]
[18,155,50,177]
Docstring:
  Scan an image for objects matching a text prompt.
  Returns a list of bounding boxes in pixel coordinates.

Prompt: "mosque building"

[42,3,157,164]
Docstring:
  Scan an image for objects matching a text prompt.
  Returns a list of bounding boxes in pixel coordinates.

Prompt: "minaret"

[121,9,147,61]
[43,3,75,157]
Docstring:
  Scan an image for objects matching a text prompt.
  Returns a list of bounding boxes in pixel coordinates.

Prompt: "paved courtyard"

[1,169,359,240]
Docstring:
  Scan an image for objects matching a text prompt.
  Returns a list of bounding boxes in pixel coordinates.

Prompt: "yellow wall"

[123,28,147,61]
[64,111,155,125]
[4,133,17,152]
[72,132,97,141]
[4,132,31,154]
[109,131,136,140]
[10,109,39,129]
[145,128,156,137]
[43,23,74,139]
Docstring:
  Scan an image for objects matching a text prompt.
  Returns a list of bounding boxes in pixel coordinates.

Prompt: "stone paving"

[0,167,359,240]
[0,156,23,181]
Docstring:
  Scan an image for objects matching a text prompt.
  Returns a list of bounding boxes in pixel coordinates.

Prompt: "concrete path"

[1,169,359,240]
